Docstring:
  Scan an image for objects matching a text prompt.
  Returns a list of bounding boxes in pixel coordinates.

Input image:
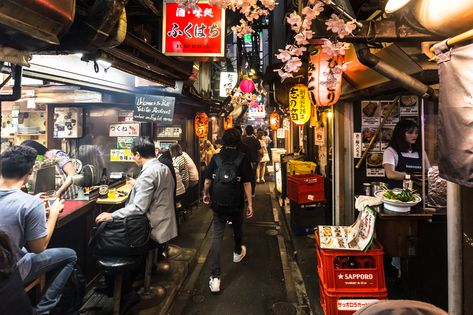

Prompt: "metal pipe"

[447,181,463,315]
[354,44,436,99]
[0,65,22,101]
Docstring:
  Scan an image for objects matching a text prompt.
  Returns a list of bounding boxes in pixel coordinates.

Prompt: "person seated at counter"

[21,140,78,199]
[382,120,430,189]
[95,137,178,304]
[0,146,77,314]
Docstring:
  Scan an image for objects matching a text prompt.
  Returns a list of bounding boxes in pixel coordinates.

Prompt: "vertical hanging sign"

[162,1,225,57]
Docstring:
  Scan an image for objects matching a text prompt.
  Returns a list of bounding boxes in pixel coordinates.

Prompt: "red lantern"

[194,112,208,138]
[239,78,255,93]
[308,45,343,107]
[270,112,280,131]
[224,116,233,130]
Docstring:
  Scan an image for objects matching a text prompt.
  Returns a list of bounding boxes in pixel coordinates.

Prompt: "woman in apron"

[382,120,430,189]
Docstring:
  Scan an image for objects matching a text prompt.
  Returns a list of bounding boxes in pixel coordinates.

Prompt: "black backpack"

[211,152,245,208]
[49,265,86,315]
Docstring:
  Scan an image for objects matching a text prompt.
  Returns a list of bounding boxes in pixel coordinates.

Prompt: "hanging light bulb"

[385,0,411,13]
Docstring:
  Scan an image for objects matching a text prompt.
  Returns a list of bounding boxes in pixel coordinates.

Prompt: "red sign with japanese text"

[162,1,225,57]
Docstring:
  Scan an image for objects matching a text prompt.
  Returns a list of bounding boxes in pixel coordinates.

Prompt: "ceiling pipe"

[334,0,436,99]
[0,65,22,101]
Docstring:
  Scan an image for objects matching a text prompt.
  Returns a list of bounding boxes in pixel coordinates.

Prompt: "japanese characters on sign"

[219,72,238,97]
[163,1,225,57]
[109,123,140,137]
[288,84,311,125]
[248,103,266,119]
[110,149,134,162]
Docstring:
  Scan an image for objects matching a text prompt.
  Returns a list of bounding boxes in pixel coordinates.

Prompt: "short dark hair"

[389,120,420,153]
[0,230,15,275]
[21,140,48,156]
[222,128,241,147]
[131,137,156,158]
[245,125,254,136]
[234,125,243,135]
[169,143,183,157]
[214,138,223,145]
[0,146,37,179]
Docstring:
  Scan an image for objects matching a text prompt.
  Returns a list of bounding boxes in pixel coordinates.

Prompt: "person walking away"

[0,146,76,314]
[203,140,216,167]
[203,128,253,293]
[241,125,262,196]
[214,138,223,153]
[170,143,190,190]
[263,130,273,163]
[256,130,270,183]
[95,137,177,309]
[21,140,78,199]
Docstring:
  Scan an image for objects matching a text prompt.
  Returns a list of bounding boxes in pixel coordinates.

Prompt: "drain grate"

[272,302,297,315]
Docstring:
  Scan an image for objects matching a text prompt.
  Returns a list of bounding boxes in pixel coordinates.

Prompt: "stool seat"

[97,256,139,271]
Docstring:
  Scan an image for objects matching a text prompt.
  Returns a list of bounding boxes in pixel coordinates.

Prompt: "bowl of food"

[375,189,421,212]
[367,153,383,167]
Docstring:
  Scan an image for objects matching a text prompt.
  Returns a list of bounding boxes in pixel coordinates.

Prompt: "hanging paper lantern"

[239,78,255,93]
[194,112,208,138]
[288,84,311,125]
[224,116,233,130]
[270,112,280,131]
[308,45,344,107]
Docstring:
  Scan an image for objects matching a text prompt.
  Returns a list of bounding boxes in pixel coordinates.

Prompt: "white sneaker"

[261,178,266,183]
[233,245,247,263]
[256,179,260,183]
[209,276,220,293]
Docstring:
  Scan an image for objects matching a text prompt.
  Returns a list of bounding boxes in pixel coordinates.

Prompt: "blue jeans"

[20,248,77,313]
[210,210,243,277]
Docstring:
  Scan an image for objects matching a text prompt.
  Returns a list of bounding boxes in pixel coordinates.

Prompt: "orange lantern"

[308,45,343,107]
[288,84,311,125]
[194,112,208,138]
[224,116,233,130]
[270,112,280,131]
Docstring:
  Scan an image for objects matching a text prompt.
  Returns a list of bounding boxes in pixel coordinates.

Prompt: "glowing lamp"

[385,0,411,13]
[308,46,343,107]
[270,112,280,131]
[194,112,208,138]
[239,78,255,93]
[288,84,311,125]
[224,116,233,130]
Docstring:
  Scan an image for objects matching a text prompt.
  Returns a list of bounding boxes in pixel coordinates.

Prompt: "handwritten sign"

[109,123,140,137]
[162,1,225,57]
[133,95,175,124]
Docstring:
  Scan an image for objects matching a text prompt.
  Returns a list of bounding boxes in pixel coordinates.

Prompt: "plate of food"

[375,189,421,212]
[367,153,383,167]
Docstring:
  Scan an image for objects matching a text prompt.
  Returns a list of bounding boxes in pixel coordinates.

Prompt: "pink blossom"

[291,45,307,56]
[274,69,294,82]
[276,49,292,62]
[287,12,302,28]
[284,57,302,72]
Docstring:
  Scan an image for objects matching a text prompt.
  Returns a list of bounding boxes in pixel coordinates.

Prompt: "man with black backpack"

[203,128,254,294]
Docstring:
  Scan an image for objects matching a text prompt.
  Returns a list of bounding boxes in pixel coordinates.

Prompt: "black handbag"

[89,214,151,257]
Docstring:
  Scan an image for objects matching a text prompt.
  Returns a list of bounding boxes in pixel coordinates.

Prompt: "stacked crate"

[315,234,388,314]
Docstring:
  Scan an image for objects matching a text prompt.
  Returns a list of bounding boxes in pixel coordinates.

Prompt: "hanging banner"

[248,103,266,119]
[437,42,473,187]
[288,84,311,125]
[134,95,175,124]
[162,1,225,57]
[195,112,209,138]
[219,72,238,97]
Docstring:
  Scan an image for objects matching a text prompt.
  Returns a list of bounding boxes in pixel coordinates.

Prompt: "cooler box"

[287,174,325,204]
[287,160,317,175]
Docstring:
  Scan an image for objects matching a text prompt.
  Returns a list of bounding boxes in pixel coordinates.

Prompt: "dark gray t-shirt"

[0,189,47,278]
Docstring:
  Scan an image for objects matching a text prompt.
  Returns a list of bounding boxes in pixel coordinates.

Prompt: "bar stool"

[139,243,167,300]
[24,274,46,299]
[97,256,139,315]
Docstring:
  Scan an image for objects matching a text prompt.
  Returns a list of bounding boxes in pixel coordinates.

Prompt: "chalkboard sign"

[134,95,175,124]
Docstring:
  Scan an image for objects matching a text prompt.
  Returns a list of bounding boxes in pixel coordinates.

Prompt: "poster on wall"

[399,95,418,115]
[110,149,134,162]
[109,123,140,137]
[219,72,238,97]
[53,107,83,138]
[117,137,134,149]
[361,127,381,151]
[361,101,381,126]
[162,1,225,57]
[366,152,385,177]
[381,100,400,126]
[314,127,326,146]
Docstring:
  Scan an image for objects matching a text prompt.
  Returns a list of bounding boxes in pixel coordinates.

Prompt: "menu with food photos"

[360,97,418,177]
[318,207,376,251]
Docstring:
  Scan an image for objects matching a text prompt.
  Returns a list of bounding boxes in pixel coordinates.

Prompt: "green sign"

[117,137,134,149]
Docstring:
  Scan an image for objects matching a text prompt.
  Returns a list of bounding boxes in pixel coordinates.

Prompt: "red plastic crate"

[319,281,387,315]
[287,174,324,204]
[315,233,386,293]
